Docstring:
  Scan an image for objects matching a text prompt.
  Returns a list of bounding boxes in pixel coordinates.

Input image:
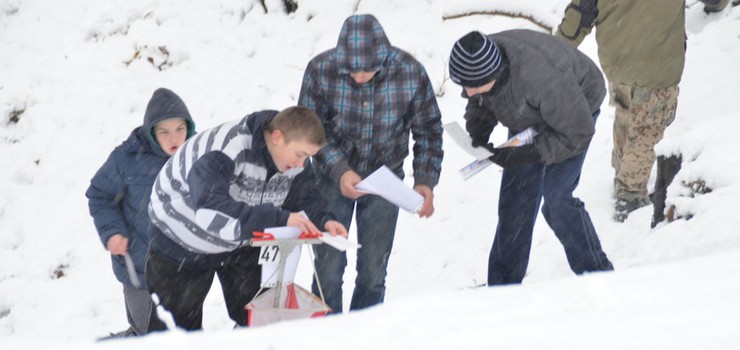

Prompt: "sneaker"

[614,197,651,223]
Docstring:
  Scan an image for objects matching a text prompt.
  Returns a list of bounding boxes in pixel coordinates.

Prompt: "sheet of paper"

[459,158,494,181]
[444,121,497,180]
[259,226,302,287]
[443,121,494,160]
[498,127,539,148]
[355,165,424,214]
[299,210,360,250]
[319,233,361,251]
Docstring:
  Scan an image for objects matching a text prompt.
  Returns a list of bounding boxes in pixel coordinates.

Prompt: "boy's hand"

[106,233,128,255]
[466,116,495,147]
[324,220,348,237]
[288,212,321,233]
[340,170,366,200]
[414,184,435,218]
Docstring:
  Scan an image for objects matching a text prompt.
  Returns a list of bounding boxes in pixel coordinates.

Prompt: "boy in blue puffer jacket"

[86,88,195,338]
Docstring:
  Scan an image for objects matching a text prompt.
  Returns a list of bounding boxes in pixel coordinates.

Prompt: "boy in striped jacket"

[146,106,346,330]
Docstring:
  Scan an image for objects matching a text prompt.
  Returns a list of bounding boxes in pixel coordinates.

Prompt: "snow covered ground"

[1,0,738,349]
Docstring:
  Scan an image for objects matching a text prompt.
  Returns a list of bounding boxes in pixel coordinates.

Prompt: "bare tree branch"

[442,11,552,33]
[259,0,268,14]
[283,0,298,14]
[257,0,298,14]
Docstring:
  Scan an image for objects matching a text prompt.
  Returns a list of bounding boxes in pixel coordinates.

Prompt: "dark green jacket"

[556,0,686,89]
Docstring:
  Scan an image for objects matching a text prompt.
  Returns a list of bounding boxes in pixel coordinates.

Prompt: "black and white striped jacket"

[148,110,329,262]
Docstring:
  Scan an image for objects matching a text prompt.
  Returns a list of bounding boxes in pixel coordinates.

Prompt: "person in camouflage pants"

[556,0,686,222]
[611,83,679,220]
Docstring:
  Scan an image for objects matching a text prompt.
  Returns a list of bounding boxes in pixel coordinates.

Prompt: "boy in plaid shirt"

[298,14,443,314]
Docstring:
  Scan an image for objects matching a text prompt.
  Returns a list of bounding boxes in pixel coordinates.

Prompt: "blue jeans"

[312,174,399,314]
[488,112,613,285]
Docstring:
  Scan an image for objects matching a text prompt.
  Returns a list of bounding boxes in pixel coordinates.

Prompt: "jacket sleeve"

[555,0,599,46]
[86,151,128,248]
[280,161,334,229]
[409,69,444,188]
[188,151,290,239]
[297,63,353,182]
[531,76,595,165]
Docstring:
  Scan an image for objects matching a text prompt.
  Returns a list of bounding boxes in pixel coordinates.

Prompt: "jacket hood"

[335,14,391,74]
[245,110,280,174]
[142,88,195,154]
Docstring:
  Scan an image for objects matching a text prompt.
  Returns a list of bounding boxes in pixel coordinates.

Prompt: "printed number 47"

[258,245,280,265]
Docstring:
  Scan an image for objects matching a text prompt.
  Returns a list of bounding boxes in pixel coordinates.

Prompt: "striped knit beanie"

[449,31,502,87]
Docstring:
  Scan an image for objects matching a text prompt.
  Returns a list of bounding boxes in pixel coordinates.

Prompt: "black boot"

[651,155,682,228]
[701,0,730,13]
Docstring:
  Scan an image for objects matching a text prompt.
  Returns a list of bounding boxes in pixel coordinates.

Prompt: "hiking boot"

[614,197,651,223]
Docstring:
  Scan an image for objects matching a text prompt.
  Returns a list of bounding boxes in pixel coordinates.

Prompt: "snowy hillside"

[1,0,739,349]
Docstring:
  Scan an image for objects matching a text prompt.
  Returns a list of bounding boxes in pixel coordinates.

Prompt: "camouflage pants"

[611,83,679,200]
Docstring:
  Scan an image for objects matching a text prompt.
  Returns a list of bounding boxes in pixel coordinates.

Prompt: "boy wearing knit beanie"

[449,30,614,286]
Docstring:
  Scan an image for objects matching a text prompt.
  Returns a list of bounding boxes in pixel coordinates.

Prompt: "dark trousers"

[146,247,261,330]
[312,173,399,314]
[488,113,613,285]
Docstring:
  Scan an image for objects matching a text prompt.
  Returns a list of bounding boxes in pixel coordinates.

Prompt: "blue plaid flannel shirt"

[298,15,443,188]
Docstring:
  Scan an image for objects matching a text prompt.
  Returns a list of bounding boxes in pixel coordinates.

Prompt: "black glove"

[482,142,497,154]
[488,144,541,169]
[466,117,495,148]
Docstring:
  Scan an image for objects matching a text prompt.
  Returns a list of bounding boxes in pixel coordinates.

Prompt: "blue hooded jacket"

[86,88,195,287]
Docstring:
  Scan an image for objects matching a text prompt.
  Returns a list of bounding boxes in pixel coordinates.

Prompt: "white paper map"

[443,122,495,180]
[355,165,424,214]
[443,122,494,160]
[318,234,360,251]
[443,121,539,180]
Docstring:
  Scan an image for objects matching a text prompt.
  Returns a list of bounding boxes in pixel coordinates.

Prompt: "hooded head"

[449,31,503,88]
[143,88,195,155]
[335,14,392,75]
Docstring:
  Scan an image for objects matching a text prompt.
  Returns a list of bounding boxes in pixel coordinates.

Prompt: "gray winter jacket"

[464,29,606,164]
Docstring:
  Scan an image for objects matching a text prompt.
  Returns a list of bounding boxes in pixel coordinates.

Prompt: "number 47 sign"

[255,227,304,287]
[258,245,281,265]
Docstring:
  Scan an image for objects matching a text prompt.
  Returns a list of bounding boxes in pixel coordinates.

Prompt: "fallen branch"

[442,11,552,33]
[258,0,298,14]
